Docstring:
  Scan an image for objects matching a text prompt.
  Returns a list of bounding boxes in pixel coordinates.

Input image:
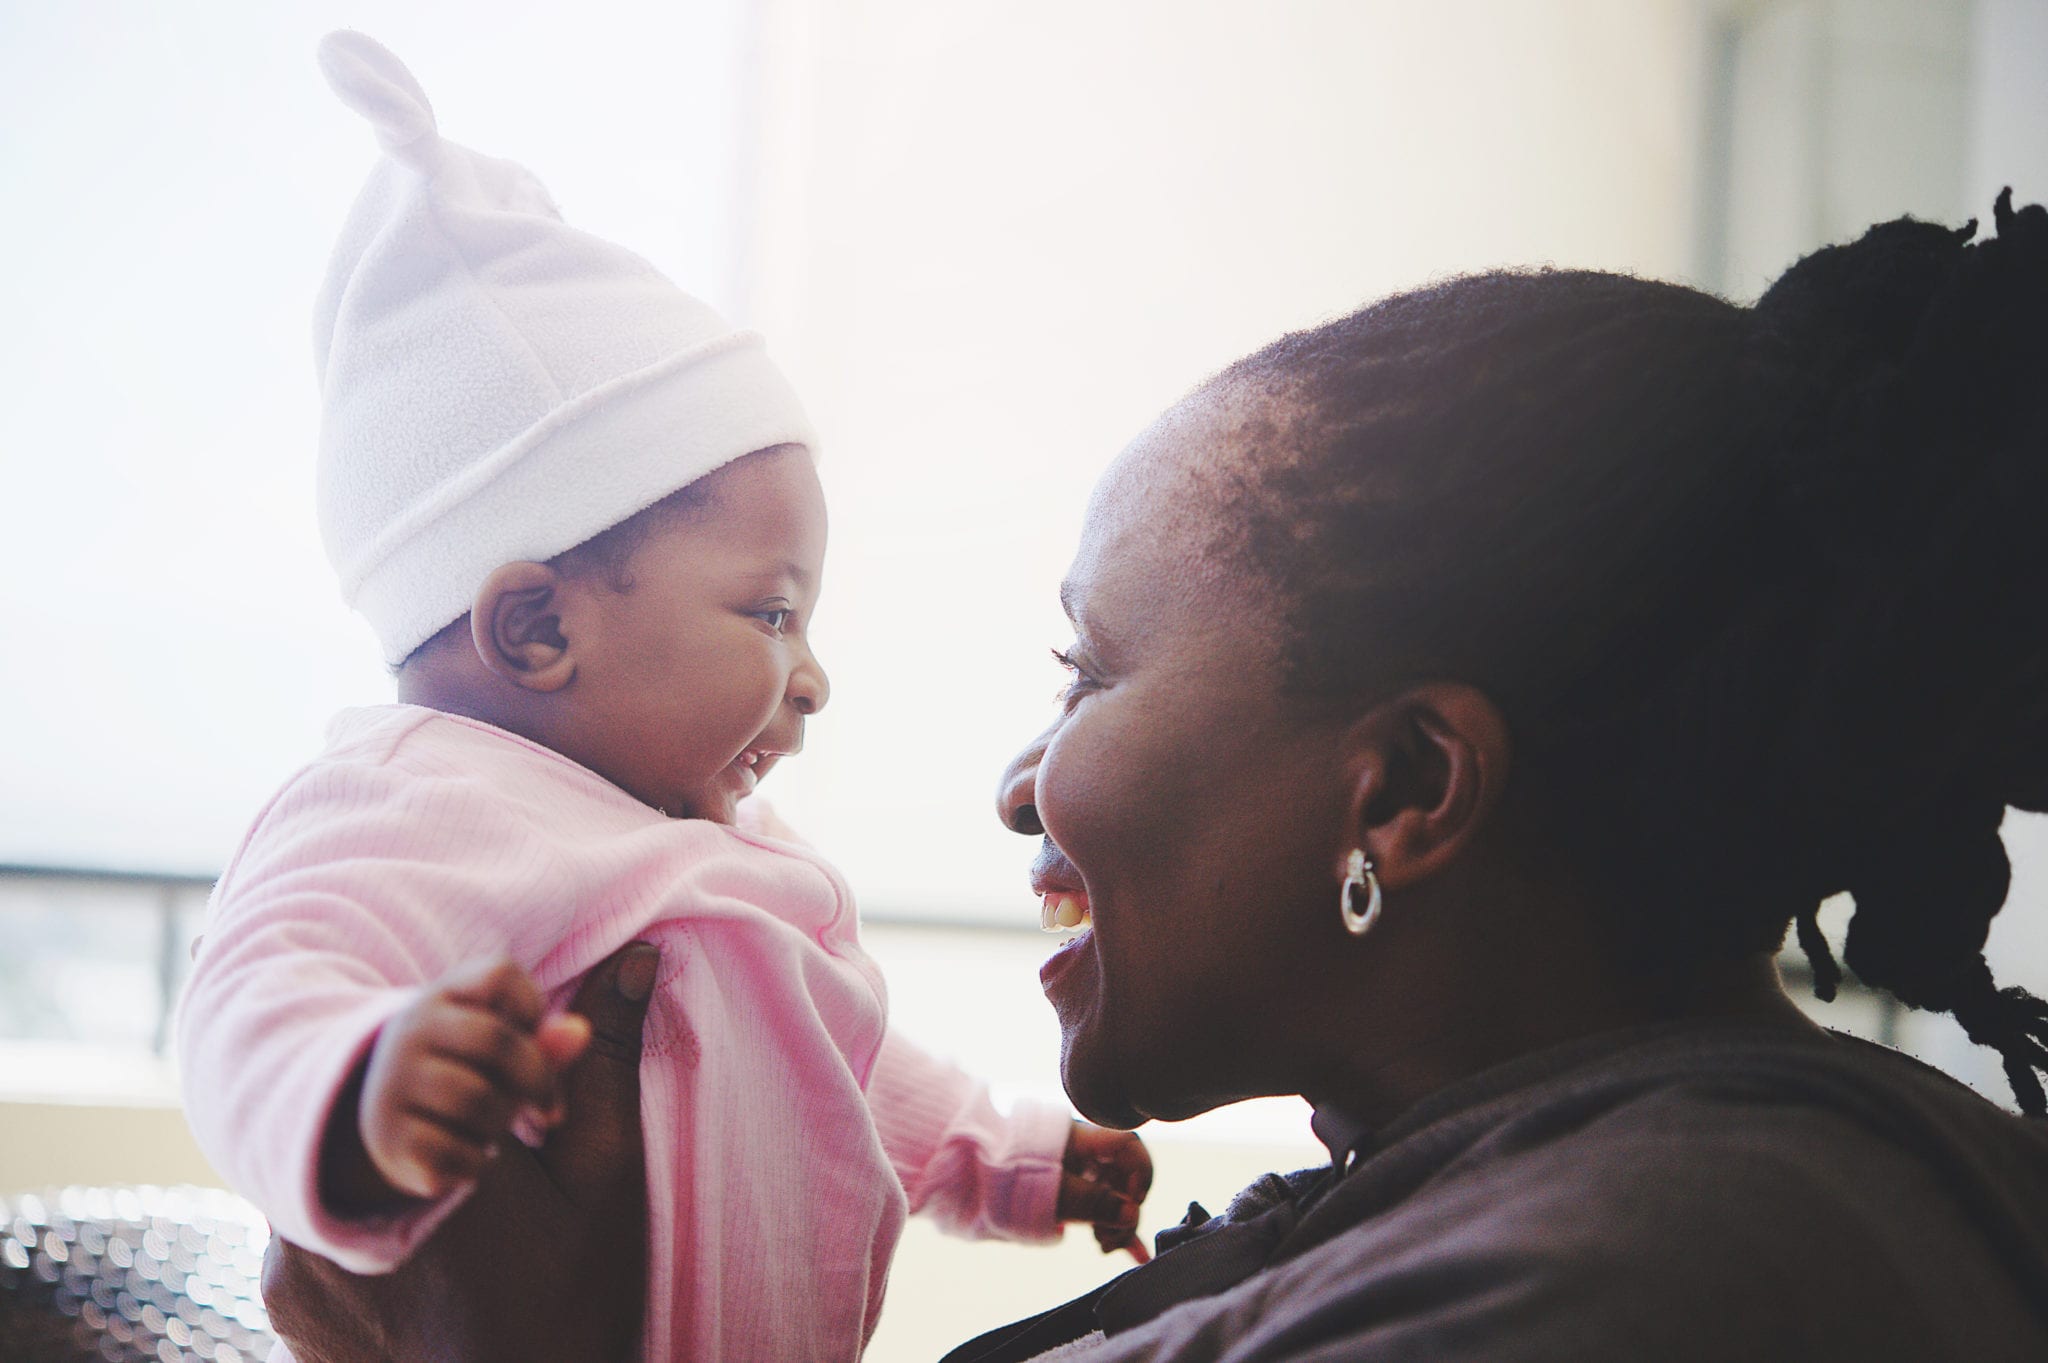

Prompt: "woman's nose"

[789,646,830,716]
[996,732,1047,835]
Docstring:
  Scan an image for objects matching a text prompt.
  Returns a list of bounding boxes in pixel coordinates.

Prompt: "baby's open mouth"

[1040,890,1093,933]
[731,749,771,789]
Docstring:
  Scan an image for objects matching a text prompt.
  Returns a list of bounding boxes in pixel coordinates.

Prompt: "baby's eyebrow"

[739,561,815,593]
[1058,579,1079,622]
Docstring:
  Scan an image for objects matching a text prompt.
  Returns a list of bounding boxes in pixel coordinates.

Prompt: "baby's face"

[556,445,829,822]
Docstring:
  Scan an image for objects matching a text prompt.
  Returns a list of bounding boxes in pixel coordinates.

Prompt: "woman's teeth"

[1040,893,1091,933]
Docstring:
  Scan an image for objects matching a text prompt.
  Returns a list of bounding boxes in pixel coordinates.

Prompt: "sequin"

[0,1187,273,1362]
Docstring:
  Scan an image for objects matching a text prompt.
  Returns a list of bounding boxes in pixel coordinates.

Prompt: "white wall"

[1711,0,1974,299]
[1966,0,2048,211]
[0,1,747,876]
[740,0,1708,924]
[1959,0,2048,1090]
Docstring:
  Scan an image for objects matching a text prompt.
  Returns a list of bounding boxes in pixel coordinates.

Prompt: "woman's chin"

[1063,1072,1146,1130]
[1057,1026,1150,1129]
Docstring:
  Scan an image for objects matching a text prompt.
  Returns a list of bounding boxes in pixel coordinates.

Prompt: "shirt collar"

[1308,1102,1372,1169]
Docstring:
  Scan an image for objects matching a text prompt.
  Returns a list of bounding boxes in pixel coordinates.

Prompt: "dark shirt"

[942,1022,2048,1361]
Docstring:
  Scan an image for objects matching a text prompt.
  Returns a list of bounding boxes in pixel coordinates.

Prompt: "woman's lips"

[1039,925,1093,989]
[1037,888,1094,989]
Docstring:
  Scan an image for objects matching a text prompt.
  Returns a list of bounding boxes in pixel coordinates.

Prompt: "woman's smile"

[1038,926,1094,990]
[994,394,1364,1128]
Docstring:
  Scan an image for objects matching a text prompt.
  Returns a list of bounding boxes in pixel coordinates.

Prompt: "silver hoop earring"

[1340,848,1383,936]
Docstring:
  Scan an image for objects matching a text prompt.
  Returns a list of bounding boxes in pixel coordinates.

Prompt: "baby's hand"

[1057,1122,1154,1263]
[358,958,593,1202]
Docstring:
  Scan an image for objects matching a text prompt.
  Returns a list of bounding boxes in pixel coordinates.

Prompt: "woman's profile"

[265,192,2048,1361]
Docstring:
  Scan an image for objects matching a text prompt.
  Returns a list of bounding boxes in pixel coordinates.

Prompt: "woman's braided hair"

[1219,191,2048,1111]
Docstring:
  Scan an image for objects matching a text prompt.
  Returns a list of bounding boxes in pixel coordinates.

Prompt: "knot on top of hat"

[318,30,440,170]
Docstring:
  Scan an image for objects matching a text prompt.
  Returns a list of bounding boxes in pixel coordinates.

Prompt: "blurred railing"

[0,862,1910,1085]
[0,866,213,1061]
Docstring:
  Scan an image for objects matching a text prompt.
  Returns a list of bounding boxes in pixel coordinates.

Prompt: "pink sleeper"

[177,704,1070,1361]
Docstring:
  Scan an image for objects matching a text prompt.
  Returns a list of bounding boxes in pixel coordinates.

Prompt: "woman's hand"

[1057,1123,1154,1262]
[260,942,659,1363]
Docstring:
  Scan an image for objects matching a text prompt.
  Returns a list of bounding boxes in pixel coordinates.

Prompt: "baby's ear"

[472,563,576,692]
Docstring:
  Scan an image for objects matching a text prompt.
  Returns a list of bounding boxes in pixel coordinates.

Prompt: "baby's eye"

[750,608,791,634]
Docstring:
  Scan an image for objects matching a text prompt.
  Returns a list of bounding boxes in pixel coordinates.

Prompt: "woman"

[265,194,2048,1360]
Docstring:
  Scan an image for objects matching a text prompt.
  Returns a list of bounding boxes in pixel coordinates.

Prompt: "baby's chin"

[660,789,738,824]
[661,758,768,823]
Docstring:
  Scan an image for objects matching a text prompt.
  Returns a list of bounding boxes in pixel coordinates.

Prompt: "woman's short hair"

[1217,192,2048,1111]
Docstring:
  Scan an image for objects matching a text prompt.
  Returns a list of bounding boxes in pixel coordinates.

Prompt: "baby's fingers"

[536,1011,593,1068]
[403,1053,530,1146]
[1064,1124,1153,1204]
[377,1111,497,1201]
[1058,1166,1126,1226]
[1090,1196,1150,1263]
[1106,1227,1152,1264]
[439,957,550,1031]
[416,1001,563,1113]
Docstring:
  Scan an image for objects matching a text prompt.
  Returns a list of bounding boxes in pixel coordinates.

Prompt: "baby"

[176,32,1146,1363]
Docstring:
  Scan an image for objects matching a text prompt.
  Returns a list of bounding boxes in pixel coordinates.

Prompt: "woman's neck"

[1300,936,1818,1132]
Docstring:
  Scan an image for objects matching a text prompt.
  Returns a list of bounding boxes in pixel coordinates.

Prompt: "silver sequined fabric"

[0,1187,274,1362]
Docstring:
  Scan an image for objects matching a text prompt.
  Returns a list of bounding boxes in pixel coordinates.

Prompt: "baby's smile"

[730,748,772,795]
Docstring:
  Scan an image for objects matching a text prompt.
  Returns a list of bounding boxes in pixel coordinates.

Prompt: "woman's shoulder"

[1029,1024,2048,1363]
[1266,1023,2048,1359]
[1320,1020,2048,1257]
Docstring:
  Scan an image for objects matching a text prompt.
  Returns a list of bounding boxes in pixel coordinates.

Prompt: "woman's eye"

[1050,646,1098,706]
[751,608,791,633]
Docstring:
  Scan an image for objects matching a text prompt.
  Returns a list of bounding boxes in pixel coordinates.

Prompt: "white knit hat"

[312,31,817,664]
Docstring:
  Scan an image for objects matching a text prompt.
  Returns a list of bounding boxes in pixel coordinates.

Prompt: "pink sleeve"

[175,759,539,1273]
[865,1026,1072,1243]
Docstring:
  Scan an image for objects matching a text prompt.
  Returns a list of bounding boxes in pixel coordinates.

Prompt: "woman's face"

[997,389,1356,1128]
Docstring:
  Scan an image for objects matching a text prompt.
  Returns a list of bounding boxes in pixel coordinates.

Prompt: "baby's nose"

[789,649,829,715]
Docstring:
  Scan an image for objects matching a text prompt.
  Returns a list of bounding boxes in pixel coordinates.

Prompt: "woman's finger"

[541,941,657,1201]
[261,1236,394,1363]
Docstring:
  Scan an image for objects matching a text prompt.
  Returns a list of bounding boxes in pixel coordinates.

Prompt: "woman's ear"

[471,562,577,693]
[1337,682,1511,891]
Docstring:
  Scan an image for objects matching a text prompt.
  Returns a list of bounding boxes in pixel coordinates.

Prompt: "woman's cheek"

[1037,706,1126,832]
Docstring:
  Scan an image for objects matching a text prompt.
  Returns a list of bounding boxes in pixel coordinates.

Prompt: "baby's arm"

[177,750,576,1272]
[323,959,592,1212]
[866,1027,1152,1255]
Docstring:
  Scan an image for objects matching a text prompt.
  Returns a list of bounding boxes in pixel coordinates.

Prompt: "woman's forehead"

[1087,393,1226,520]
[1073,445,1214,597]
[1067,391,1282,647]
[1080,386,1270,553]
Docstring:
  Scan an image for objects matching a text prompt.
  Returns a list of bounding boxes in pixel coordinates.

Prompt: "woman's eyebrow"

[1059,583,1123,660]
